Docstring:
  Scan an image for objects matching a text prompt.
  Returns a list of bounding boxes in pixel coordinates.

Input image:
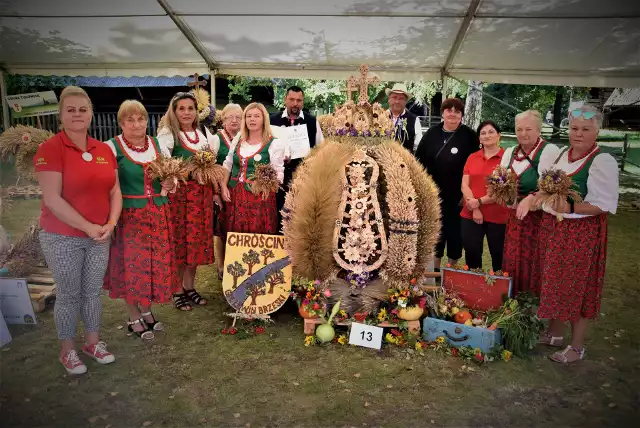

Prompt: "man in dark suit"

[270,86,324,232]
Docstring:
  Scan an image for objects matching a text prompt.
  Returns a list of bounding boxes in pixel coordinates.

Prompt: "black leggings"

[435,200,463,260]
[461,217,506,271]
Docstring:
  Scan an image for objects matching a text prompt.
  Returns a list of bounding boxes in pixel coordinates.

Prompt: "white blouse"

[104,135,159,163]
[209,130,238,157]
[223,137,287,184]
[542,150,619,219]
[156,127,216,158]
[501,142,561,177]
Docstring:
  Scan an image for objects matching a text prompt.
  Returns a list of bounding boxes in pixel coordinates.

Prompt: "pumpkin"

[454,309,473,324]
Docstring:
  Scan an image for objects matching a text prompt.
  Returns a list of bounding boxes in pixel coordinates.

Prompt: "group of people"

[33,82,617,375]
[415,102,619,364]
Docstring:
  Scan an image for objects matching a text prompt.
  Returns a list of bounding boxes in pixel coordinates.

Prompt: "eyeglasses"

[569,109,597,120]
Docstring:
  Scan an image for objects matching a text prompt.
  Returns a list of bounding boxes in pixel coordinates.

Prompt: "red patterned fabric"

[104,204,179,305]
[502,209,543,296]
[537,213,608,322]
[169,180,215,267]
[225,185,278,235]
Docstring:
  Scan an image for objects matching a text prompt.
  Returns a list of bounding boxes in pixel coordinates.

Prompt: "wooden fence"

[10,112,165,141]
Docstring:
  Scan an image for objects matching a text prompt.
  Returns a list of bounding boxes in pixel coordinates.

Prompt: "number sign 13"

[348,322,383,350]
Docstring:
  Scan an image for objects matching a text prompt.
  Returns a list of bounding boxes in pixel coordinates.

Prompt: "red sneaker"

[60,350,87,375]
[82,341,115,364]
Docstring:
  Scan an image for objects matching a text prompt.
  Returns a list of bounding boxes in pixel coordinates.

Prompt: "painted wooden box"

[441,268,512,311]
[422,317,502,353]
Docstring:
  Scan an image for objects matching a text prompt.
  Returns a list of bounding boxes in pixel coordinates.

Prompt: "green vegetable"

[316,300,341,343]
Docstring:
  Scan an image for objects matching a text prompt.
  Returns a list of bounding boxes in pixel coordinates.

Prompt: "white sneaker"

[82,341,115,364]
[60,350,87,375]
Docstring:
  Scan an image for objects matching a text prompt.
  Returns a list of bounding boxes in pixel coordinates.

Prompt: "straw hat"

[385,83,412,99]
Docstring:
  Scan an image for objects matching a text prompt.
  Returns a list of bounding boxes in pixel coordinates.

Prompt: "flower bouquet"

[291,276,332,318]
[486,165,518,206]
[533,168,583,219]
[249,163,279,200]
[185,147,227,192]
[387,279,427,320]
[147,157,187,196]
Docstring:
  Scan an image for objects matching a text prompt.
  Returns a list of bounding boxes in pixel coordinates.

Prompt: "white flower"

[343,246,361,262]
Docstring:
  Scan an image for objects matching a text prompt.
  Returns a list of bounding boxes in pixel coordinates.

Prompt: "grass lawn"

[1,199,639,428]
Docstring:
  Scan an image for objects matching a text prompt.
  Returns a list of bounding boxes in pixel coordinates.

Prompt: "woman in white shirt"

[221,103,286,236]
[536,106,619,363]
[157,92,217,311]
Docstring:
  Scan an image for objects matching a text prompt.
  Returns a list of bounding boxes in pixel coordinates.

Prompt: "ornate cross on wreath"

[347,64,380,104]
[188,73,207,94]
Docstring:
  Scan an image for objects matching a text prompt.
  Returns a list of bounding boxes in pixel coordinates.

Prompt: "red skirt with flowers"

[537,213,608,322]
[502,209,543,296]
[169,180,215,267]
[225,185,278,235]
[104,203,179,305]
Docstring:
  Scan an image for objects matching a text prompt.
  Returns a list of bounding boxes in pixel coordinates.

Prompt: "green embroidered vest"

[110,136,167,209]
[229,138,274,192]
[216,131,233,165]
[553,146,600,199]
[509,140,548,198]
[171,131,202,160]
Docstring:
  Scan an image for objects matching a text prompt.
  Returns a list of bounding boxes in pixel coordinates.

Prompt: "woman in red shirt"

[460,120,509,271]
[34,86,122,375]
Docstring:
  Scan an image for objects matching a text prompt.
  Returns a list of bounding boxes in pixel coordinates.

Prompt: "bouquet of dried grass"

[147,157,187,196]
[486,165,518,206]
[533,168,583,217]
[249,163,279,200]
[0,220,45,278]
[0,125,55,180]
[184,148,226,193]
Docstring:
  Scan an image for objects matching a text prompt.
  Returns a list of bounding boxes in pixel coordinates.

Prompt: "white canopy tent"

[1,0,639,87]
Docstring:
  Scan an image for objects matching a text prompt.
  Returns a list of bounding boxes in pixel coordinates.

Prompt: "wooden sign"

[222,233,292,315]
[441,268,512,311]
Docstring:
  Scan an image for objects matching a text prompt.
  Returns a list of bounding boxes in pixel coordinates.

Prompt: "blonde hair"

[569,104,603,130]
[241,102,272,142]
[58,86,93,130]
[515,109,542,131]
[162,92,199,137]
[221,103,242,121]
[117,100,148,125]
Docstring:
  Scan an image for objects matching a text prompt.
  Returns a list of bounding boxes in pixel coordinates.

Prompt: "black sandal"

[141,311,163,331]
[127,318,154,340]
[184,288,207,306]
[173,293,192,311]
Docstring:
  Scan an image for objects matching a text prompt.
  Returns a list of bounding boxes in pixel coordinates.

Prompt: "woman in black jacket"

[415,98,480,272]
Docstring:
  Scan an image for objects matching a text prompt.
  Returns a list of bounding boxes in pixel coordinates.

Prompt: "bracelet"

[108,220,117,226]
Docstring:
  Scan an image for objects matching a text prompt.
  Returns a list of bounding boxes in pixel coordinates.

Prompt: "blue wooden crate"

[422,317,502,353]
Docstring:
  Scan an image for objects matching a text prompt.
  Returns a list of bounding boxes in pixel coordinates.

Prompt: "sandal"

[184,288,207,306]
[173,293,192,311]
[127,319,154,340]
[141,311,163,331]
[550,345,586,364]
[539,331,564,347]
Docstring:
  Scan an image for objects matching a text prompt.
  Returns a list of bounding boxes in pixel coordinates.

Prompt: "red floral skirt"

[537,213,608,322]
[225,185,278,235]
[104,203,179,305]
[169,180,215,267]
[502,209,543,296]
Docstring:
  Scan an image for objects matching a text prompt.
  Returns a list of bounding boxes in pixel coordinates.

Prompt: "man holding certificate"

[270,86,324,231]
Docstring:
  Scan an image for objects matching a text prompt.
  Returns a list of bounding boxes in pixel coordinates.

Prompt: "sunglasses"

[569,109,597,120]
[173,92,197,101]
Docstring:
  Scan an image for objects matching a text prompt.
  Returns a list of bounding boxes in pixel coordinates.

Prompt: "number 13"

[360,331,373,341]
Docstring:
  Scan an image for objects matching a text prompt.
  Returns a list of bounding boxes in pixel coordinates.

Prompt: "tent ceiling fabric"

[1,0,639,86]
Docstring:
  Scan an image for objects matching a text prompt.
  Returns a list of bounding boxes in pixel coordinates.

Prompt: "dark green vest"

[110,136,167,209]
[229,138,274,192]
[171,131,205,160]
[553,146,600,199]
[216,130,233,165]
[509,140,549,197]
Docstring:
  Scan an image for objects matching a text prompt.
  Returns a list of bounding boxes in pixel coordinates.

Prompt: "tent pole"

[0,69,10,131]
[209,68,217,109]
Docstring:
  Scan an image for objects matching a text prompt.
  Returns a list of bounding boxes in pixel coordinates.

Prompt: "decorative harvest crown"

[319,65,395,140]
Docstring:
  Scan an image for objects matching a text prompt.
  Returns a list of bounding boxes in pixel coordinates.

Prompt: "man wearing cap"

[386,83,422,152]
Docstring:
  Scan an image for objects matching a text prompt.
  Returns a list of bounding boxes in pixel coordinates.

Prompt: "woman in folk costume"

[157,92,216,311]
[104,100,178,339]
[536,106,619,363]
[500,110,560,296]
[221,103,287,235]
[210,104,243,279]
